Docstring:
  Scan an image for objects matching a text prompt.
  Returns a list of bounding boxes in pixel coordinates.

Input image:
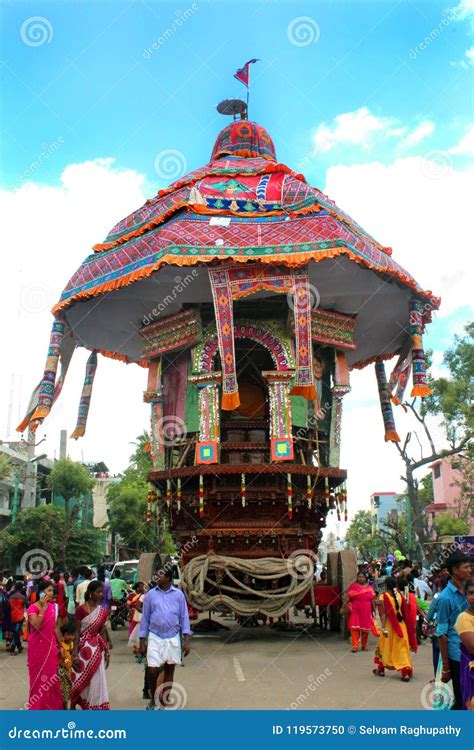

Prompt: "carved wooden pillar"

[263,370,295,461]
[144,358,165,470]
[329,352,351,468]
[189,371,222,464]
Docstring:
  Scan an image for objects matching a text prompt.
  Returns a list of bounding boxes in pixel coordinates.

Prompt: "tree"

[345,510,376,559]
[0,505,99,573]
[392,323,473,559]
[106,430,176,557]
[433,513,469,538]
[0,453,13,482]
[107,476,158,554]
[46,459,95,567]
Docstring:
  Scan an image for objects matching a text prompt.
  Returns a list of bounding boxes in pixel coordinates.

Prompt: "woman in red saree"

[71,581,110,710]
[343,571,376,652]
[27,580,63,710]
[373,576,417,682]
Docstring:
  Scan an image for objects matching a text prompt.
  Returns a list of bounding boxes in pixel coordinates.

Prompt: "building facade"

[370,491,400,533]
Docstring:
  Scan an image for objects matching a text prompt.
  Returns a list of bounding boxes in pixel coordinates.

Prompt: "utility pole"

[12,472,20,523]
[405,494,413,555]
[22,427,37,509]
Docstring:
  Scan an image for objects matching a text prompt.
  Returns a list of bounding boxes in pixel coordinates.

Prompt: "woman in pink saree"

[343,571,376,652]
[27,579,64,710]
[71,581,110,710]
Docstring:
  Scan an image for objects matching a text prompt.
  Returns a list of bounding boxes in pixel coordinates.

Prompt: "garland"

[375,360,400,443]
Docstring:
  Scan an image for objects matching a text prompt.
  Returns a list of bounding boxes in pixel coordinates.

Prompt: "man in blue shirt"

[436,551,471,709]
[139,567,191,710]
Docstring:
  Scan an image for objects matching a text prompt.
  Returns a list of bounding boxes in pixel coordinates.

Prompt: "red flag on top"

[234,59,259,88]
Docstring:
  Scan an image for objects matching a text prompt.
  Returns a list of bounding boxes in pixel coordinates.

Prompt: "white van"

[110,560,139,585]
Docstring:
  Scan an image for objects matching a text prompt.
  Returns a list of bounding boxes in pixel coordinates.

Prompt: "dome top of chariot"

[211,120,276,162]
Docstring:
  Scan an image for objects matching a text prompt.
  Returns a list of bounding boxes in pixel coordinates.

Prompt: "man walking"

[437,551,471,709]
[139,568,191,710]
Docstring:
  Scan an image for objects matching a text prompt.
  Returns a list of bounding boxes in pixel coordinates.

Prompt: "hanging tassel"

[25,319,65,431]
[155,489,161,524]
[199,474,205,518]
[306,474,312,509]
[324,477,330,508]
[375,361,400,443]
[71,351,98,439]
[176,478,182,512]
[287,473,293,519]
[188,186,206,205]
[146,489,154,522]
[166,479,172,509]
[409,298,432,398]
[343,483,348,522]
[289,268,317,401]
[241,473,246,507]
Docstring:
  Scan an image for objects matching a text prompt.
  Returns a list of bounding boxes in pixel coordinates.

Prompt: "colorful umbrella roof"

[52,121,440,368]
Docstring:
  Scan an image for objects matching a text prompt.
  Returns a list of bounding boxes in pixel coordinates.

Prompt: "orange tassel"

[384,430,400,443]
[290,384,317,400]
[221,391,240,410]
[410,384,432,398]
[144,440,151,453]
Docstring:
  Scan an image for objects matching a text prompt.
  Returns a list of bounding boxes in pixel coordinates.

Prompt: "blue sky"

[1,0,473,189]
[0,0,472,507]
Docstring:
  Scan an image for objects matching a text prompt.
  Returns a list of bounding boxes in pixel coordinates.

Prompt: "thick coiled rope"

[182,553,314,617]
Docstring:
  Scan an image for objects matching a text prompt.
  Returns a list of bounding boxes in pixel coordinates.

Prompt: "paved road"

[0,618,434,711]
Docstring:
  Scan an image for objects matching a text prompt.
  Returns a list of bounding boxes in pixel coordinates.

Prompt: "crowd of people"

[0,549,472,711]
[0,563,191,711]
[342,551,473,709]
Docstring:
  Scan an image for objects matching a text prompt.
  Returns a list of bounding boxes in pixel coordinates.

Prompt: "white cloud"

[0,159,149,474]
[466,46,474,63]
[449,123,474,155]
[313,108,437,154]
[313,108,399,153]
[398,120,435,149]
[450,0,474,20]
[322,148,474,516]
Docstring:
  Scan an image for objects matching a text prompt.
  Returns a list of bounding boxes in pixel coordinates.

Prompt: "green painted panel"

[290,395,307,427]
[185,382,200,433]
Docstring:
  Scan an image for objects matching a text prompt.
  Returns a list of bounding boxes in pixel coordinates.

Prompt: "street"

[0,617,434,711]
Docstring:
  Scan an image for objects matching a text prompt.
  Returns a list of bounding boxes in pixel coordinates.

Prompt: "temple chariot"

[19,106,439,619]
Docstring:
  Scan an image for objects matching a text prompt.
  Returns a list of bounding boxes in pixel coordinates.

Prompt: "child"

[58,622,74,709]
[9,582,26,655]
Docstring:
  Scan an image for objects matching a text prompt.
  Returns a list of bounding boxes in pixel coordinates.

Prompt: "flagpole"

[246,86,249,120]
